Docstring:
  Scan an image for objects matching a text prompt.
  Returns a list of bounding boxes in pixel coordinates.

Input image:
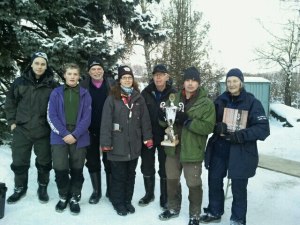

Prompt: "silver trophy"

[160,93,184,146]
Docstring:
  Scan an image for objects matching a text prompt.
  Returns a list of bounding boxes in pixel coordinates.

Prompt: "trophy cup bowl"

[160,94,184,147]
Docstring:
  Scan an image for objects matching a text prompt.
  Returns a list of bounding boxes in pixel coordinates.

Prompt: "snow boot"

[199,212,221,223]
[188,216,200,225]
[55,195,68,213]
[37,183,49,203]
[69,194,81,215]
[138,176,155,206]
[125,202,135,214]
[159,209,179,221]
[7,187,27,204]
[113,204,128,216]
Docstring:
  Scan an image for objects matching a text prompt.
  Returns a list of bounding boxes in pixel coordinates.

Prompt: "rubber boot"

[89,172,101,204]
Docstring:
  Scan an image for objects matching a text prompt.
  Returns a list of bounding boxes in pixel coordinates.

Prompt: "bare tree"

[255,20,300,106]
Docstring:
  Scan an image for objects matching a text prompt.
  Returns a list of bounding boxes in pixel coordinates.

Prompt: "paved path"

[258,154,300,178]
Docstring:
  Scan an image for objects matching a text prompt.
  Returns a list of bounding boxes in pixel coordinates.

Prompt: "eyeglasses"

[121,76,133,80]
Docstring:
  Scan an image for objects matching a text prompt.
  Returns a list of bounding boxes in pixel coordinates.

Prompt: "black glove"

[225,131,244,144]
[175,111,189,125]
[214,122,228,135]
[158,108,166,121]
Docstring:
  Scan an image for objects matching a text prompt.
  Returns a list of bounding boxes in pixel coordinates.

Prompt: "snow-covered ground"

[0,105,300,225]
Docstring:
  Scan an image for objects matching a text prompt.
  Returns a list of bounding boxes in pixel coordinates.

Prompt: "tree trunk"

[284,72,292,106]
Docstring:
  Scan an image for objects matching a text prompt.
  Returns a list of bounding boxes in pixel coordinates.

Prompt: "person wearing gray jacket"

[100,65,153,216]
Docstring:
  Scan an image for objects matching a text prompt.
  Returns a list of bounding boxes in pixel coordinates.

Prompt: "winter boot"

[158,209,179,221]
[230,220,245,225]
[188,216,200,225]
[125,202,135,214]
[7,187,27,204]
[89,172,101,204]
[138,176,155,206]
[199,212,221,223]
[113,204,128,216]
[55,195,69,213]
[37,183,49,203]
[105,173,112,200]
[69,194,81,215]
[160,178,167,209]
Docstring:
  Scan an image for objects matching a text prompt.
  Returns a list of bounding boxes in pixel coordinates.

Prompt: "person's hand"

[10,124,16,131]
[215,122,228,135]
[225,131,244,144]
[175,111,188,125]
[144,139,153,149]
[63,134,77,144]
[101,146,113,152]
[158,108,166,121]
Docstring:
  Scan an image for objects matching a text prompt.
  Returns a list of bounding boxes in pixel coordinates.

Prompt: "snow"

[270,103,300,128]
[1,108,300,225]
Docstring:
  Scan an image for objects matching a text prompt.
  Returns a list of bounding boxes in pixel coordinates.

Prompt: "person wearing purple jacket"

[47,63,92,215]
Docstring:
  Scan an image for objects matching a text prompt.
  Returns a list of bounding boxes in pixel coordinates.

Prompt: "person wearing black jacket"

[138,64,176,209]
[200,68,270,225]
[80,56,115,204]
[5,52,58,204]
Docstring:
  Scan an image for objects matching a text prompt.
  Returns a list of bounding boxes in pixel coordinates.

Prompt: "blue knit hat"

[226,68,244,82]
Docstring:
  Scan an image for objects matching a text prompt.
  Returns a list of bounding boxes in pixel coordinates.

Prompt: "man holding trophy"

[158,66,216,225]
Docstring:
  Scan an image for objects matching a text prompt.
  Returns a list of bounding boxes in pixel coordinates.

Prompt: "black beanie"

[87,56,103,71]
[31,52,48,64]
[152,64,168,74]
[118,65,134,80]
[183,66,200,83]
[226,68,244,82]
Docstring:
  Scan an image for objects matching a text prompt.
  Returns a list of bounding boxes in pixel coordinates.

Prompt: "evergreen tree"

[0,0,162,141]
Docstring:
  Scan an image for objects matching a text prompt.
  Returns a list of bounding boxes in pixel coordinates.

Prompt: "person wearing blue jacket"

[200,68,270,225]
[47,63,92,215]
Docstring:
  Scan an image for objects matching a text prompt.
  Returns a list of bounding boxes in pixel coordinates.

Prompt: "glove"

[215,122,228,135]
[158,108,166,121]
[175,111,189,125]
[225,131,244,144]
[101,146,112,152]
[144,139,154,149]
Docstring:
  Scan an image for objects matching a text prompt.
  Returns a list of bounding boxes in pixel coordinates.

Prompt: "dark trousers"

[86,133,111,174]
[140,144,166,178]
[110,159,138,207]
[52,144,86,196]
[10,128,51,187]
[207,147,248,224]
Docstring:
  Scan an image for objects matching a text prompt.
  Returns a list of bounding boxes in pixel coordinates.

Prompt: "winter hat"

[118,65,134,80]
[226,68,244,82]
[183,66,200,83]
[31,52,48,64]
[152,64,168,74]
[87,56,103,71]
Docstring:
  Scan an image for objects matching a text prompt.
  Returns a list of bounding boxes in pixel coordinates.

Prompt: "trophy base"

[161,139,179,147]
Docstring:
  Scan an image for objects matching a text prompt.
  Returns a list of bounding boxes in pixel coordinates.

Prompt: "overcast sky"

[195,0,299,74]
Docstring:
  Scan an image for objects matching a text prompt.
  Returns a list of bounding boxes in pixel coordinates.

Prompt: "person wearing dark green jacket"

[158,67,215,225]
[5,52,58,204]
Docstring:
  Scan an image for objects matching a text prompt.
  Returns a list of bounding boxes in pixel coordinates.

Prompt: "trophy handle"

[178,102,184,112]
[160,102,166,109]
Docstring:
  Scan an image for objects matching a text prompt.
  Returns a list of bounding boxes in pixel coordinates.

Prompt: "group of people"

[5,51,270,225]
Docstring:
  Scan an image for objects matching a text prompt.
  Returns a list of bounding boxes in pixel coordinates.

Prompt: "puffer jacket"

[100,90,152,161]
[163,87,216,162]
[5,67,57,139]
[204,89,270,178]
